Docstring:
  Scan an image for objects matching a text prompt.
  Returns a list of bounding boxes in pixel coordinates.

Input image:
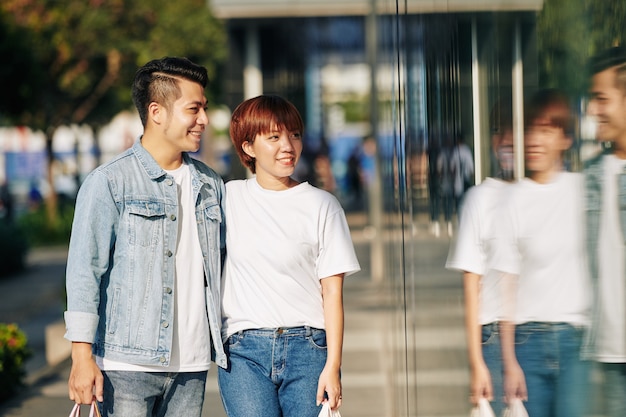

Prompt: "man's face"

[160,78,209,154]
[588,67,626,144]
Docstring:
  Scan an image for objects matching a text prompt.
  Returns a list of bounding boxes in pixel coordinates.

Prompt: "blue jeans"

[600,362,626,417]
[514,322,589,417]
[218,326,327,417]
[482,323,504,416]
[101,370,207,417]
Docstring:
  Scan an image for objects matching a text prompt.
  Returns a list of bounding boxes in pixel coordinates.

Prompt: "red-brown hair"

[230,95,304,173]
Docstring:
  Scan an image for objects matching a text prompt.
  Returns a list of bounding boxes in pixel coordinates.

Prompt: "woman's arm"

[463,272,494,404]
[317,274,345,410]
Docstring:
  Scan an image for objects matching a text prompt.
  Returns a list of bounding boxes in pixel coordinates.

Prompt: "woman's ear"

[242,141,255,158]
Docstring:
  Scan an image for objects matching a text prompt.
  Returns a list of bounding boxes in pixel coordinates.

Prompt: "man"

[585,46,626,417]
[64,57,226,416]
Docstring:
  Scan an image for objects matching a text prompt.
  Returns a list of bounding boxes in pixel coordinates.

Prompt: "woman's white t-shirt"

[493,172,591,326]
[221,178,361,339]
[445,177,509,325]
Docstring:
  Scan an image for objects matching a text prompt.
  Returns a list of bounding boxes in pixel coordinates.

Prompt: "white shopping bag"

[318,401,342,417]
[502,398,529,417]
[469,398,496,417]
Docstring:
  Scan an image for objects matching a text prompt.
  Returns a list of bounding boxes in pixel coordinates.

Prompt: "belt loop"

[305,326,312,337]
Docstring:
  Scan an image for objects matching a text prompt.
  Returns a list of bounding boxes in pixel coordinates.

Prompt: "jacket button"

[160,356,167,363]
[166,250,173,257]
[162,321,169,328]
[170,214,176,221]
[166,179,173,186]
[165,287,172,294]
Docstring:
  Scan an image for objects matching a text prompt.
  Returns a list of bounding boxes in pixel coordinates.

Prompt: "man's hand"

[68,342,104,404]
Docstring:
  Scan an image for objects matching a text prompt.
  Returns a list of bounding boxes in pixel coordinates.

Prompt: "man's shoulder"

[187,157,223,183]
[583,151,606,172]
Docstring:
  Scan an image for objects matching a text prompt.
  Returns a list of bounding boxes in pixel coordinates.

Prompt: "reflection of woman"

[496,90,590,417]
[218,95,360,417]
[445,104,514,415]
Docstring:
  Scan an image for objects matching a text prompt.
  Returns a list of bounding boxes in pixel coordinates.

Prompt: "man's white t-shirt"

[445,177,508,325]
[493,172,591,326]
[98,162,211,372]
[595,154,626,361]
[221,178,361,340]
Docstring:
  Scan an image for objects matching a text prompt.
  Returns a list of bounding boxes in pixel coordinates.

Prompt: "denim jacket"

[64,140,227,369]
[584,150,626,357]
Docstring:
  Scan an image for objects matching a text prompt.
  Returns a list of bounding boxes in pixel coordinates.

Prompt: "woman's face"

[242,126,303,186]
[525,120,570,182]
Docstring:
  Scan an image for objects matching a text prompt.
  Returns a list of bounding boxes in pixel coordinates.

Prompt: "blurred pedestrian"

[496,89,591,417]
[64,57,226,416]
[585,45,626,417]
[445,99,514,415]
[218,95,360,417]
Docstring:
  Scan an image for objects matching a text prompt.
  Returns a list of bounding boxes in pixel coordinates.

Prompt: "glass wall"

[373,6,539,417]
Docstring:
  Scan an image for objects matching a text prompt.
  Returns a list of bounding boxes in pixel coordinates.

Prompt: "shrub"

[0,221,28,277]
[0,323,32,402]
[17,200,74,247]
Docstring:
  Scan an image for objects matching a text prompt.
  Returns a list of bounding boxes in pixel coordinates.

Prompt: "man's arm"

[68,342,104,404]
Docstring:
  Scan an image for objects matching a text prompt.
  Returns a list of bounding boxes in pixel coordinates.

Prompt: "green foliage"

[1,0,227,129]
[0,221,29,277]
[537,0,626,97]
[17,202,75,247]
[0,323,32,402]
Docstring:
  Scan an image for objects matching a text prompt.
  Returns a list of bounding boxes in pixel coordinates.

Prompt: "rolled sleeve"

[64,311,100,343]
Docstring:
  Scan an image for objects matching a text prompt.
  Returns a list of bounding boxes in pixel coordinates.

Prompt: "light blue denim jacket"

[583,150,626,358]
[64,140,227,369]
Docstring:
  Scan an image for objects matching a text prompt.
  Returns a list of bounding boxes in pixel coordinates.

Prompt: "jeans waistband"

[237,326,321,337]
[515,322,586,332]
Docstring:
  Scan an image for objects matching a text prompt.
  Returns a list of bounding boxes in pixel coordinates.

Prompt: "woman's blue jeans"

[482,322,504,416]
[218,326,328,417]
[514,322,590,417]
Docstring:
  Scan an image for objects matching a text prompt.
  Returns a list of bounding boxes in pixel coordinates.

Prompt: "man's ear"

[148,102,163,125]
[242,141,255,158]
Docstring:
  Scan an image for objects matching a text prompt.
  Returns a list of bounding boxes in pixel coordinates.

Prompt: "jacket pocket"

[126,200,166,247]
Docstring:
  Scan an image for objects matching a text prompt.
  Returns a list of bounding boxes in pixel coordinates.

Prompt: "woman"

[495,89,591,417]
[218,95,360,417]
[445,100,514,415]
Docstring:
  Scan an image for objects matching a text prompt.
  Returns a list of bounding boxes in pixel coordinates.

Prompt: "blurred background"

[0,0,622,415]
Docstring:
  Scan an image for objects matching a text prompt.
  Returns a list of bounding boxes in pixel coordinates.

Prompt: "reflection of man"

[585,46,626,417]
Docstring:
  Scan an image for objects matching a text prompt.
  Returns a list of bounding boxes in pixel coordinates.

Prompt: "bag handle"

[69,402,102,417]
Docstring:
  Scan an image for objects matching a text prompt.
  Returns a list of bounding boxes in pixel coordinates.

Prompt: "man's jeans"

[218,326,328,417]
[515,322,589,417]
[600,362,626,417]
[101,370,207,417]
[482,323,504,416]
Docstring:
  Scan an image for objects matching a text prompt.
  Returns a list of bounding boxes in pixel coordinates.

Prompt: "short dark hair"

[230,95,304,174]
[525,88,573,136]
[588,46,626,75]
[131,57,208,126]
[588,46,626,95]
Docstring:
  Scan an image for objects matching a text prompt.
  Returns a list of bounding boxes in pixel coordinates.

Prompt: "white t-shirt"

[98,163,211,372]
[493,172,591,326]
[445,177,508,325]
[221,178,361,339]
[595,154,626,361]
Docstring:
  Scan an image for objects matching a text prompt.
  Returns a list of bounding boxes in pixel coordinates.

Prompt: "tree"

[537,0,626,97]
[1,0,226,224]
